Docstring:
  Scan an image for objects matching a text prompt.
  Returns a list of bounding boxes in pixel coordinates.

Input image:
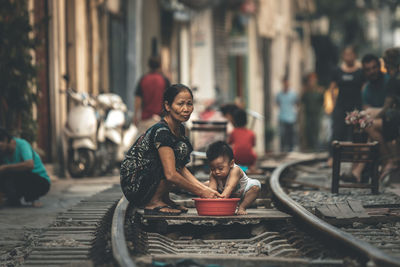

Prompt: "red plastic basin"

[193,198,240,216]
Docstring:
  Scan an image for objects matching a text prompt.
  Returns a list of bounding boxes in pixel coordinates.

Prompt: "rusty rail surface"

[269,158,400,267]
[112,197,137,267]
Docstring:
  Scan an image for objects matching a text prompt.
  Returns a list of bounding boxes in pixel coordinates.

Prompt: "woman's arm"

[0,160,34,173]
[220,167,241,198]
[158,146,221,198]
[376,96,394,118]
[328,81,337,108]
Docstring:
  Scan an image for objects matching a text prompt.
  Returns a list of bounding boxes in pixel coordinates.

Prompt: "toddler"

[228,108,257,169]
[206,141,261,215]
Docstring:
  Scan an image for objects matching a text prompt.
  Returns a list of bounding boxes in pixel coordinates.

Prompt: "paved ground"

[0,173,120,228]
[0,165,120,265]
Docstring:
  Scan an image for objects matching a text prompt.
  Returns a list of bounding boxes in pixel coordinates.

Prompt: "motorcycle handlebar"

[60,89,127,111]
[60,88,96,106]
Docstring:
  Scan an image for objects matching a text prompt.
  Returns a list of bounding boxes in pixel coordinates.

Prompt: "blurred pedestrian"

[327,46,365,166]
[276,77,299,152]
[361,54,390,111]
[133,55,170,135]
[301,73,324,151]
[0,128,50,207]
[364,48,400,182]
[121,84,221,215]
[228,108,257,170]
[345,53,390,182]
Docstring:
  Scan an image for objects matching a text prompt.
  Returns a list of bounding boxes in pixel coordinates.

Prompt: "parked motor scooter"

[61,89,137,178]
[61,88,98,178]
[97,93,138,173]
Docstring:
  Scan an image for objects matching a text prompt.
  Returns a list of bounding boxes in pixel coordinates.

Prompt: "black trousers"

[0,171,50,202]
[330,107,352,155]
[279,121,295,152]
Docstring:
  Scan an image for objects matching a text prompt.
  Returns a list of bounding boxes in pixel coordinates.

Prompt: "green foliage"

[0,0,38,142]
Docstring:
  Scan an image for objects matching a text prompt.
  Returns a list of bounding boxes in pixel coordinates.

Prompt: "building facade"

[30,0,317,163]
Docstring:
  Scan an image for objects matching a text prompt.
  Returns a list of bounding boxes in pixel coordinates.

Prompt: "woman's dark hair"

[163,84,193,113]
[362,54,380,67]
[0,127,12,142]
[232,108,247,127]
[206,141,234,162]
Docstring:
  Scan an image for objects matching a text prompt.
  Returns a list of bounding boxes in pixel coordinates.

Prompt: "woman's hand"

[220,192,230,199]
[200,187,222,199]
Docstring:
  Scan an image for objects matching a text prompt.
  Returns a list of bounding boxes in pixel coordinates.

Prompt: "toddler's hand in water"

[201,187,222,199]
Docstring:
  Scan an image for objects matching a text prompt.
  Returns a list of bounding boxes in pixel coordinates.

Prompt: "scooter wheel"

[67,148,96,178]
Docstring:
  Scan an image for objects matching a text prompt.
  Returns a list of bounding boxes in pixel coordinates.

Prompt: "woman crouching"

[120,84,221,215]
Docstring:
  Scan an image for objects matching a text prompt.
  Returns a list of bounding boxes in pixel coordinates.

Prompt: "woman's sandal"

[31,201,43,208]
[340,173,359,183]
[379,167,397,182]
[144,206,182,215]
[170,203,188,213]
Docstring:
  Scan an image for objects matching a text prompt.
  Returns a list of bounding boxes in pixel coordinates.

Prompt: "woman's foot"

[31,201,43,208]
[145,202,181,215]
[340,173,359,183]
[350,171,362,183]
[326,157,333,168]
[379,162,398,181]
[163,196,189,213]
[162,185,189,213]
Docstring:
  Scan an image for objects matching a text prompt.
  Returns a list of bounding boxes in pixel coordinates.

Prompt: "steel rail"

[111,196,137,267]
[269,158,400,267]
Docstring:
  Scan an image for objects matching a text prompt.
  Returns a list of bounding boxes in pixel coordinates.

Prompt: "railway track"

[11,155,399,266]
[270,159,400,267]
[111,156,400,267]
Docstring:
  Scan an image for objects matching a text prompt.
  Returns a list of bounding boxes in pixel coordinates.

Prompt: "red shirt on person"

[228,127,257,166]
[135,72,170,120]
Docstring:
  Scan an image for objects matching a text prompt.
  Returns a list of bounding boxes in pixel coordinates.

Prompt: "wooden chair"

[331,141,380,194]
[190,120,227,169]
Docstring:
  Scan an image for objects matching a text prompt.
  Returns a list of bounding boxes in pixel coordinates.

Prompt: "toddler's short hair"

[233,108,247,127]
[206,141,234,162]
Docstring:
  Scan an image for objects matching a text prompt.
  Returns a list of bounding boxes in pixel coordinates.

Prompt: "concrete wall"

[74,0,89,93]
[180,24,191,86]
[190,8,216,103]
[141,0,161,73]
[247,17,265,155]
[48,0,68,162]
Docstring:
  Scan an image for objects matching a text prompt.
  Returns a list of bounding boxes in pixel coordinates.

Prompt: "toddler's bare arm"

[221,167,241,198]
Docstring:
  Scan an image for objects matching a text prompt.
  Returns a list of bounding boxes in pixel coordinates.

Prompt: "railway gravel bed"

[281,161,400,261]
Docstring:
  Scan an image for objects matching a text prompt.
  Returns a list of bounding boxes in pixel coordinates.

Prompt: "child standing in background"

[228,108,257,170]
[206,141,261,215]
